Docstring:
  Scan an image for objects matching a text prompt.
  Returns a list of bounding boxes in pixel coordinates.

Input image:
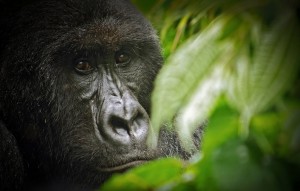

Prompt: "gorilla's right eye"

[74,60,94,74]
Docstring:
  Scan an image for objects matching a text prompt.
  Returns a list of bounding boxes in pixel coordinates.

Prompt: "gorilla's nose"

[102,91,150,144]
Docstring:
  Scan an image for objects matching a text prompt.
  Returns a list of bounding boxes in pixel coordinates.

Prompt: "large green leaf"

[151,18,230,141]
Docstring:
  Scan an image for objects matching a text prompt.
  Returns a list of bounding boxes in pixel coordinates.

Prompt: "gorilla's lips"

[98,160,149,172]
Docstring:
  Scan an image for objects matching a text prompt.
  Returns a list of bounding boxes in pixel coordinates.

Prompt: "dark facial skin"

[0,0,201,190]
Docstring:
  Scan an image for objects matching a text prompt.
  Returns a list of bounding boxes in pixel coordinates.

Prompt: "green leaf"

[100,158,184,191]
[250,12,300,113]
[226,12,300,136]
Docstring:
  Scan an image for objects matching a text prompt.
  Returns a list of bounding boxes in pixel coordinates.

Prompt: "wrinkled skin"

[0,0,201,190]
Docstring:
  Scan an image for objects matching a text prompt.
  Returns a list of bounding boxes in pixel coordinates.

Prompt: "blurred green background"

[100,0,300,190]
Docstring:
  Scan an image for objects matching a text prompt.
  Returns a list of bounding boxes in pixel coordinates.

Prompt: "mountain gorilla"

[0,0,201,190]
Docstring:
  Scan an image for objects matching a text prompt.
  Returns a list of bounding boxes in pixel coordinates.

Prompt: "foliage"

[100,0,300,190]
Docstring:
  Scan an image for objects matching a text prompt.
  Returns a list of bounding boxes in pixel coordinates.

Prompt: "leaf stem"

[239,110,252,139]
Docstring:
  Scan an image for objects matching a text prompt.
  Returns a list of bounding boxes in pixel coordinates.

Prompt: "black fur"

[0,0,201,190]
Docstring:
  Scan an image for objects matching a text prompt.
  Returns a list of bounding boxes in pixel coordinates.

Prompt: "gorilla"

[0,0,201,190]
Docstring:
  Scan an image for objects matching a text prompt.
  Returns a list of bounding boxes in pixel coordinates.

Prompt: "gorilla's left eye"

[115,52,131,65]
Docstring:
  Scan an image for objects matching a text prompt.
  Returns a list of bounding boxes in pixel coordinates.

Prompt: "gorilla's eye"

[115,52,131,65]
[74,60,94,73]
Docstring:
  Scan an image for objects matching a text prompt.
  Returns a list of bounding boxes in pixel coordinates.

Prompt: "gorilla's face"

[48,16,163,180]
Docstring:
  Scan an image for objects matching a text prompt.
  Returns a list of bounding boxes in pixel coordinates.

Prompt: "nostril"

[109,116,129,135]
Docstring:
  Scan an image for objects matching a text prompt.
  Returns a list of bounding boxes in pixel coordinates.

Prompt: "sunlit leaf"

[151,18,229,142]
[176,65,226,150]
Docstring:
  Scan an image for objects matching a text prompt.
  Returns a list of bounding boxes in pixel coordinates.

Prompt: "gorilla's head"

[0,0,200,190]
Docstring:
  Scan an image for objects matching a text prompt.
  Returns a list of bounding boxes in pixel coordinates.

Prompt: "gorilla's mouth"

[99,160,149,172]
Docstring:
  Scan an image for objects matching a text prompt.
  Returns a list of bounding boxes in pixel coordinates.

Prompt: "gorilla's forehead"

[72,17,156,51]
[64,0,156,46]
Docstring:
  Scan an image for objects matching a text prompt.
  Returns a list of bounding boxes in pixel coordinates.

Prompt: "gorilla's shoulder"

[0,121,24,191]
